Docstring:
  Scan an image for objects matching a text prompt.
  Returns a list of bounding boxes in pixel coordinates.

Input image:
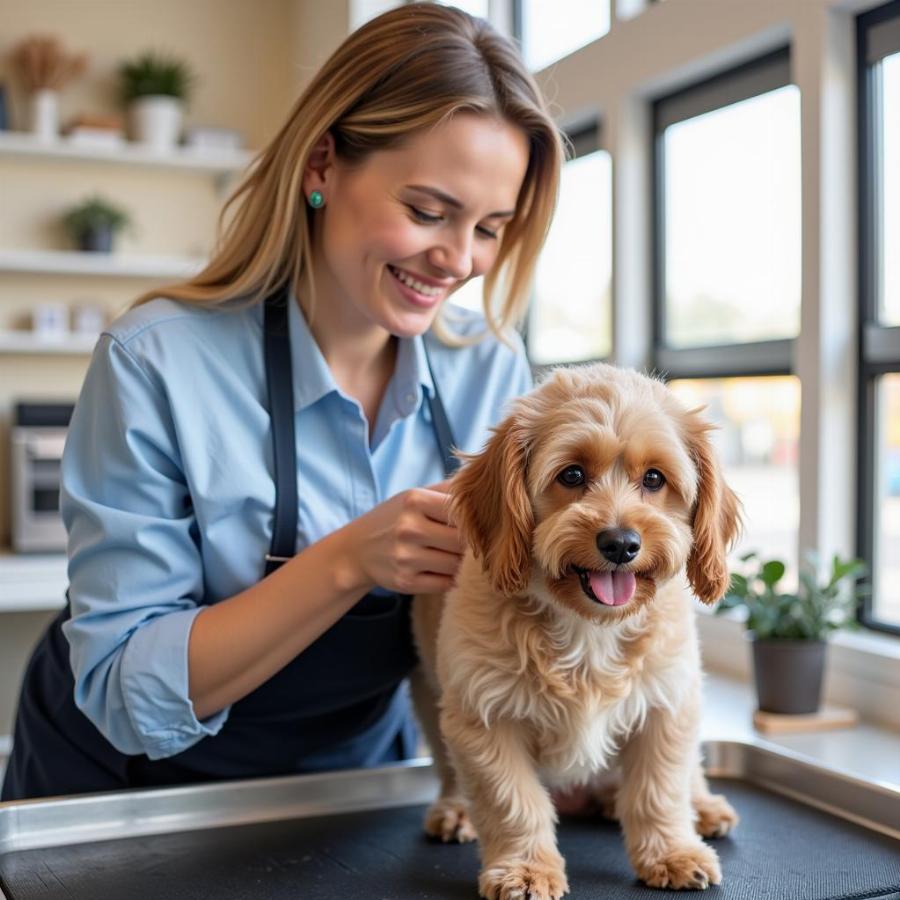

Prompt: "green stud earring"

[308,190,325,209]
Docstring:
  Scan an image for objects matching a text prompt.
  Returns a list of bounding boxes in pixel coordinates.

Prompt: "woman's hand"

[338,479,465,595]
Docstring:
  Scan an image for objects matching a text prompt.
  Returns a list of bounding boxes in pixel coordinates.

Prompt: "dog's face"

[452,364,741,623]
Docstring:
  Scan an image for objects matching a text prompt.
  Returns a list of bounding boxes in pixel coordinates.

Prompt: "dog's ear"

[684,419,742,604]
[451,416,533,596]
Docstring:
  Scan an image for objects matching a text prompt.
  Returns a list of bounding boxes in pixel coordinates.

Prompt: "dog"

[410,362,741,899]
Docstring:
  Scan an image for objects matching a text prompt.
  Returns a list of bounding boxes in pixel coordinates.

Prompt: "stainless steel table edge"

[703,738,900,841]
[1,740,898,860]
[0,757,440,857]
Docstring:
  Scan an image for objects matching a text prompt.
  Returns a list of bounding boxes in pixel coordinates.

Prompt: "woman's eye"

[642,469,666,491]
[557,465,586,487]
[409,206,442,224]
[476,225,498,240]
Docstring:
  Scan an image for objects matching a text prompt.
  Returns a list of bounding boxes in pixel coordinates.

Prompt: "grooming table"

[1,741,898,900]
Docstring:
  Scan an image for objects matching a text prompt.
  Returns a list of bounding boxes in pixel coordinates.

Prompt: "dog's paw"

[423,796,478,843]
[694,793,739,838]
[479,859,569,900]
[635,842,722,890]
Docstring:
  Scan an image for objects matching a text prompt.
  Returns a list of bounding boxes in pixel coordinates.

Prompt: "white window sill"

[697,609,900,731]
[700,672,900,792]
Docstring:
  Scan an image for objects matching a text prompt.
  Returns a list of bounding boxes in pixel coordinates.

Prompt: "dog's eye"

[642,469,666,491]
[557,465,586,487]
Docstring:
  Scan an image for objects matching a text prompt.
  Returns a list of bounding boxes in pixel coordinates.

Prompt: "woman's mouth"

[387,264,447,308]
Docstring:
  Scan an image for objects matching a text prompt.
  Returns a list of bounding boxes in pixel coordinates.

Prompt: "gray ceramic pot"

[78,226,114,253]
[752,638,826,714]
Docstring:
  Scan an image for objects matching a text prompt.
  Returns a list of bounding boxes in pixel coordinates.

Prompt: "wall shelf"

[0,249,206,278]
[0,552,67,613]
[0,131,254,176]
[0,331,98,355]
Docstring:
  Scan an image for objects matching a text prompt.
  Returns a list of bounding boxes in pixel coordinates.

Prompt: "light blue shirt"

[60,295,532,760]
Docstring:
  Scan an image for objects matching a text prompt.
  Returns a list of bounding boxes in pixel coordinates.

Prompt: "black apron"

[1,289,459,801]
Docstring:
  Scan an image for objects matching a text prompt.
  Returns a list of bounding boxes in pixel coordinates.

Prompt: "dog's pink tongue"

[588,571,636,606]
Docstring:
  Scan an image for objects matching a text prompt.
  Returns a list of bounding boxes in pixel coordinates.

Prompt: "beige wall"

[0,0,298,151]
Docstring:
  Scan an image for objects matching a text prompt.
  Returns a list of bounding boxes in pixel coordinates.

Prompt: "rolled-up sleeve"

[61,334,229,759]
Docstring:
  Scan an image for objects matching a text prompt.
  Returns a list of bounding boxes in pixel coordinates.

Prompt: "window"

[884,52,900,326]
[857,0,900,634]
[515,0,610,71]
[433,0,490,18]
[653,49,802,571]
[528,124,612,365]
[662,87,801,347]
[668,377,801,571]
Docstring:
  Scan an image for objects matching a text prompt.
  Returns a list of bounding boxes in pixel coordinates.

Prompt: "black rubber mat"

[1,779,899,899]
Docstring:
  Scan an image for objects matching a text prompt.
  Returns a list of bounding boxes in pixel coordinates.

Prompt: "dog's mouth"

[573,566,637,607]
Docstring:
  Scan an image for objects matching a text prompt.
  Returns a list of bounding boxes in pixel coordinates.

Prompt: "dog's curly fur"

[411,363,742,899]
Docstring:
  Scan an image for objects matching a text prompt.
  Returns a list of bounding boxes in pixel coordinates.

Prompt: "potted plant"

[119,51,194,151]
[62,195,131,252]
[718,551,867,715]
[10,34,88,142]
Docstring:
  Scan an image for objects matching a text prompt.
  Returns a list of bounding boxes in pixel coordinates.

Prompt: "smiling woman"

[1,3,564,802]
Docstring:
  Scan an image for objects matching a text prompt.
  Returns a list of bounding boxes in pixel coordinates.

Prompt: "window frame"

[856,0,900,637]
[651,46,795,379]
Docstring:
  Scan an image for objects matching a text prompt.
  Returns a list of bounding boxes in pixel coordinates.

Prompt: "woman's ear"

[451,416,533,596]
[684,419,742,604]
[302,131,336,199]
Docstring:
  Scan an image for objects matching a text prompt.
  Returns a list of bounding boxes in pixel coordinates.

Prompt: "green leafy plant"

[119,51,194,103]
[62,195,131,239]
[718,551,868,641]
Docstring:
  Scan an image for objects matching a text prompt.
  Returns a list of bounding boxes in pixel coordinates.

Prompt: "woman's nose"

[428,232,474,280]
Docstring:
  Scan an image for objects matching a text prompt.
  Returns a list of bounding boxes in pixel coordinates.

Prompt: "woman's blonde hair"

[136,2,563,343]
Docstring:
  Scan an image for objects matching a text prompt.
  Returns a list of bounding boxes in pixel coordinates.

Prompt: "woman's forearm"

[188,526,374,721]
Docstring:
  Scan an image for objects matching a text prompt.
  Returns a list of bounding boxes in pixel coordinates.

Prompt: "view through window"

[669,377,801,577]
[519,0,610,71]
[529,149,612,364]
[663,85,801,347]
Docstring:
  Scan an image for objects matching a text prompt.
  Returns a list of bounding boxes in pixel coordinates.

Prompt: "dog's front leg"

[441,707,568,900]
[617,693,722,890]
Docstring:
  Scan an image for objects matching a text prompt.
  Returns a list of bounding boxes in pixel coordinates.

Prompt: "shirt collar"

[287,292,340,411]
[397,328,435,404]
[286,291,435,412]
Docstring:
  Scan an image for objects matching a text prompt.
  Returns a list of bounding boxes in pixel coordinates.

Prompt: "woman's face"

[303,113,530,339]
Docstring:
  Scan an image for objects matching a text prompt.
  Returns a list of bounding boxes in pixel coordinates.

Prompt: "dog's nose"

[596,528,641,565]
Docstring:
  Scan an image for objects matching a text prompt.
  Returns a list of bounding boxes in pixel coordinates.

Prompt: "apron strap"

[264,289,298,575]
[263,290,459,574]
[422,340,460,476]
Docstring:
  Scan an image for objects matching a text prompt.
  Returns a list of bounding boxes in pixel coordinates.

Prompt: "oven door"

[11,428,68,553]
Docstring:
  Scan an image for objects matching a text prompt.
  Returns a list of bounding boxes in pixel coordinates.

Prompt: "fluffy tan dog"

[411,363,742,899]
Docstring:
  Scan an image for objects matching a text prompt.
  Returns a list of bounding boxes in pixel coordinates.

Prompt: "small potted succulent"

[718,551,868,714]
[62,195,131,252]
[119,50,194,151]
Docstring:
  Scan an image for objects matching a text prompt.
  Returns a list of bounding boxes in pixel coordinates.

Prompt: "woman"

[2,3,563,801]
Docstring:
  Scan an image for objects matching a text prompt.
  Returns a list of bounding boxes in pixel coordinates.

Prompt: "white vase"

[29,89,60,142]
[129,95,183,152]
